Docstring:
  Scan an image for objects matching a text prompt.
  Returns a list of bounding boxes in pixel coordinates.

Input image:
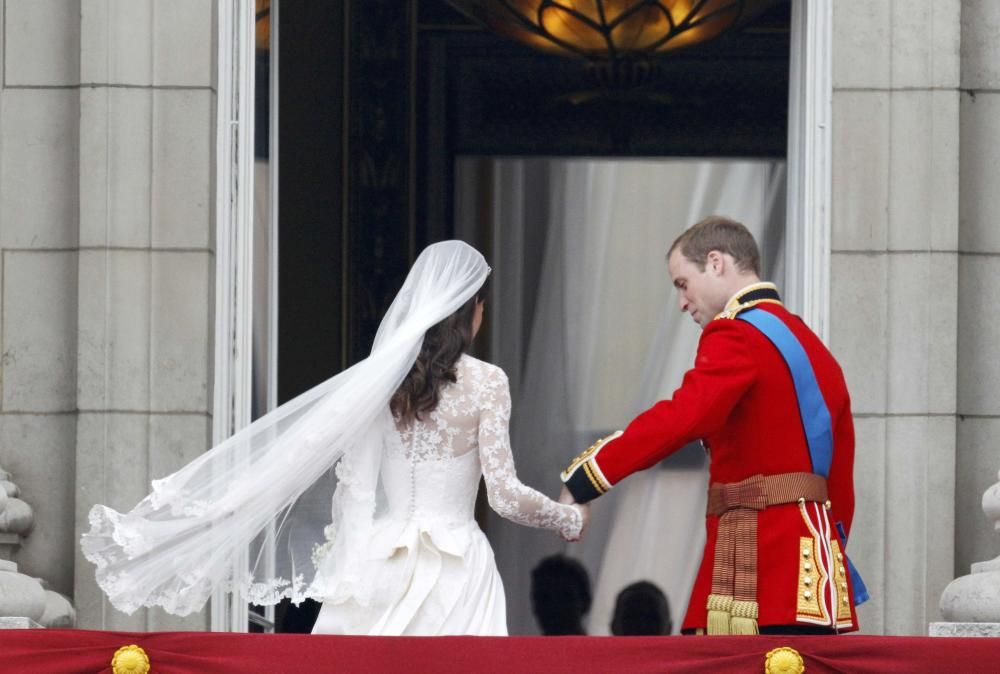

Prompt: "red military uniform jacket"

[562,283,860,633]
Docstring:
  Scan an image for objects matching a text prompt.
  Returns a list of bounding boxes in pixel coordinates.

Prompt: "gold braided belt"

[704,472,828,635]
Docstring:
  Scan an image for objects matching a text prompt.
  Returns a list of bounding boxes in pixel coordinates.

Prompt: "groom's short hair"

[668,216,761,276]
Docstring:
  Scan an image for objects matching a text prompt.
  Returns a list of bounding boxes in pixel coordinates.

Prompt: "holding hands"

[559,486,590,542]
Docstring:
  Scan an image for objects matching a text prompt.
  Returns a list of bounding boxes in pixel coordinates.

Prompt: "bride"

[82,240,587,636]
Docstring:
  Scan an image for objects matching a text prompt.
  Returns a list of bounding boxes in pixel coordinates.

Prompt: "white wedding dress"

[311,354,582,636]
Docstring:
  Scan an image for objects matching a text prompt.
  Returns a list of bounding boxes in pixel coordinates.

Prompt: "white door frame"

[785,0,833,342]
[211,0,257,633]
[210,0,834,632]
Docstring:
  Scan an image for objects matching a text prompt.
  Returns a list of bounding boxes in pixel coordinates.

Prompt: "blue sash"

[737,309,832,476]
[737,308,868,605]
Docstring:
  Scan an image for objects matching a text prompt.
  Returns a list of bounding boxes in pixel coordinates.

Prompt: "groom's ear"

[705,250,725,276]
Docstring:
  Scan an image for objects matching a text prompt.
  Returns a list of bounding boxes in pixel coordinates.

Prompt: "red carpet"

[2,629,998,673]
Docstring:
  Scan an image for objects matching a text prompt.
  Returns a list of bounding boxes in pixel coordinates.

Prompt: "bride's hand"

[564,503,590,543]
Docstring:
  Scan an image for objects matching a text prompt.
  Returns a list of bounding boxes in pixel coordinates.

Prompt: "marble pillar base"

[929,622,1000,637]
[0,617,43,629]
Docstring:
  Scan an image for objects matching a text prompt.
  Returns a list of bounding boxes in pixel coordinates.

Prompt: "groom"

[560,216,867,635]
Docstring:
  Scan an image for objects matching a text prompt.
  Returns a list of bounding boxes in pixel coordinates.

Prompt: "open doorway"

[214,0,836,634]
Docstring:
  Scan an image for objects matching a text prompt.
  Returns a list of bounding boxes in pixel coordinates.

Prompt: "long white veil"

[82,241,491,616]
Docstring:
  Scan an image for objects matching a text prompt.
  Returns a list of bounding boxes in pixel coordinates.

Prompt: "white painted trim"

[785,0,833,342]
[211,0,256,633]
[262,0,281,634]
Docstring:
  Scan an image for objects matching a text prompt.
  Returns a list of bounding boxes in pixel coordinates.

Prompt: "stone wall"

[0,0,83,605]
[957,1,1000,581]
[0,0,216,630]
[830,0,962,634]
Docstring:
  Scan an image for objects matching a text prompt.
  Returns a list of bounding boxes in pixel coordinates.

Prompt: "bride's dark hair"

[391,277,490,424]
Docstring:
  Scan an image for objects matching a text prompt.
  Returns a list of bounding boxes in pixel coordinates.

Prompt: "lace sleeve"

[477,367,582,540]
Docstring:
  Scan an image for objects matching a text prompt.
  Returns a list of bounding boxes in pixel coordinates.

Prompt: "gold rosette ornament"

[764,646,805,674]
[112,644,150,674]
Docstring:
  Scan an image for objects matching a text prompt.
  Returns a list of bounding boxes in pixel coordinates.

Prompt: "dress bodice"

[381,355,581,540]
[381,451,481,525]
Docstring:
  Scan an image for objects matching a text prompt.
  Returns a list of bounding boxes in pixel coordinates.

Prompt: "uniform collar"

[715,282,782,320]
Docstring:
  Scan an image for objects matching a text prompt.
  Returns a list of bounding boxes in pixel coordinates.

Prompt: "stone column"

[71,0,216,630]
[956,0,1000,585]
[829,0,961,634]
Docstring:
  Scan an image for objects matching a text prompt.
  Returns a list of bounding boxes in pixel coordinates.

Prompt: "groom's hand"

[571,503,590,543]
[560,486,589,542]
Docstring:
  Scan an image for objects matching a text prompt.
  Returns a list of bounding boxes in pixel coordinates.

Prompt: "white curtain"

[455,157,785,635]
